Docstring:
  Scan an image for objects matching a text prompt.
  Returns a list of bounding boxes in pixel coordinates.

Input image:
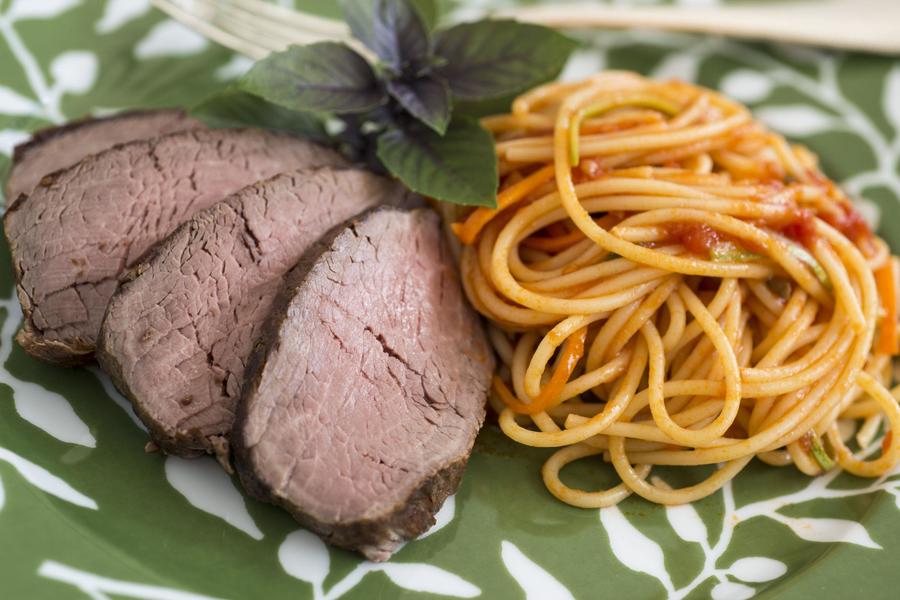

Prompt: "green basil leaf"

[240,42,384,114]
[387,76,451,134]
[454,93,518,118]
[342,0,437,51]
[191,90,328,142]
[433,19,577,101]
[376,118,497,207]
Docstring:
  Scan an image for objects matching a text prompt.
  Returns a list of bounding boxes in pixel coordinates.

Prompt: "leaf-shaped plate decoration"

[777,515,882,549]
[7,0,80,21]
[378,563,481,598]
[95,0,152,34]
[711,581,755,600]
[600,505,673,591]
[278,530,330,592]
[755,105,836,137]
[884,65,900,136]
[854,198,881,232]
[1,4,900,599]
[0,130,30,157]
[0,86,39,116]
[650,52,700,83]
[8,377,96,447]
[0,447,96,509]
[38,560,226,600]
[500,540,574,600]
[727,557,788,583]
[133,20,208,59]
[164,456,263,540]
[664,499,709,545]
[49,51,98,95]
[720,69,774,104]
[2,310,95,446]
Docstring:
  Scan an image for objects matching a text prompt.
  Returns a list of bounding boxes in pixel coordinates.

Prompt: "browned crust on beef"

[237,440,466,559]
[11,109,186,165]
[233,207,487,561]
[3,146,132,366]
[5,108,200,203]
[96,169,410,465]
[13,325,94,366]
[4,210,95,365]
[97,243,211,458]
[6,128,344,366]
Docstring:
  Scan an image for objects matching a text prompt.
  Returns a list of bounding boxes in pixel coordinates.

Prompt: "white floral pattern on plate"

[1,2,899,599]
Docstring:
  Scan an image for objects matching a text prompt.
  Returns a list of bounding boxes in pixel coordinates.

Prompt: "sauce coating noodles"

[454,72,900,507]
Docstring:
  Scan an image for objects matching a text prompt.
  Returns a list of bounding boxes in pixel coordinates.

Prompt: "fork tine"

[193,0,339,49]
[223,0,350,38]
[151,0,269,58]
[188,0,304,51]
[153,0,368,61]
[207,0,375,59]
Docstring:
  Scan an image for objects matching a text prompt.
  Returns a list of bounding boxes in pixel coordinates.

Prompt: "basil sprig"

[193,0,577,207]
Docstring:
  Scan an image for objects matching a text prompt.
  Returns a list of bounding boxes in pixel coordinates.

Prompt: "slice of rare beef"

[233,207,493,561]
[5,109,202,202]
[97,168,417,464]
[4,128,346,365]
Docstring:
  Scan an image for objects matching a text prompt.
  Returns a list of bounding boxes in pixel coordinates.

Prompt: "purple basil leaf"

[386,76,451,134]
[342,0,437,50]
[371,0,431,72]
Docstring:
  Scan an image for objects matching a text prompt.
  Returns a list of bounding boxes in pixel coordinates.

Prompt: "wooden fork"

[151,0,900,59]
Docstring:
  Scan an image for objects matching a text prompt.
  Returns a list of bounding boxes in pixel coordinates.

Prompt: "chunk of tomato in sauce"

[780,208,818,247]
[666,223,722,255]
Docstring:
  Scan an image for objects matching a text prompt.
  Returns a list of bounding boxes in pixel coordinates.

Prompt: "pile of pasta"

[451,71,900,507]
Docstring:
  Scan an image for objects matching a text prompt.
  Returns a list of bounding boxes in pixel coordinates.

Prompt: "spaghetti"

[454,72,900,507]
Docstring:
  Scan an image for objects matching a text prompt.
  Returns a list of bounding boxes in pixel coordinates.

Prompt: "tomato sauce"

[776,201,872,252]
[779,208,818,247]
[666,223,723,255]
[822,203,872,245]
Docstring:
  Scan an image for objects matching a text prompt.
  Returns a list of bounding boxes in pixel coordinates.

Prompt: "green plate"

[1,1,899,598]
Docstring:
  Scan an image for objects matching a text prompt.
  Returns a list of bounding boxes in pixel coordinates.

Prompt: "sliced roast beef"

[5,109,202,202]
[97,168,417,463]
[4,128,346,365]
[233,207,493,561]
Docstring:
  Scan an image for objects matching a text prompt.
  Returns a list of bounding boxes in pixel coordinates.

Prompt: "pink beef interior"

[99,168,414,457]
[4,128,346,362]
[237,207,493,560]
[6,108,202,202]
